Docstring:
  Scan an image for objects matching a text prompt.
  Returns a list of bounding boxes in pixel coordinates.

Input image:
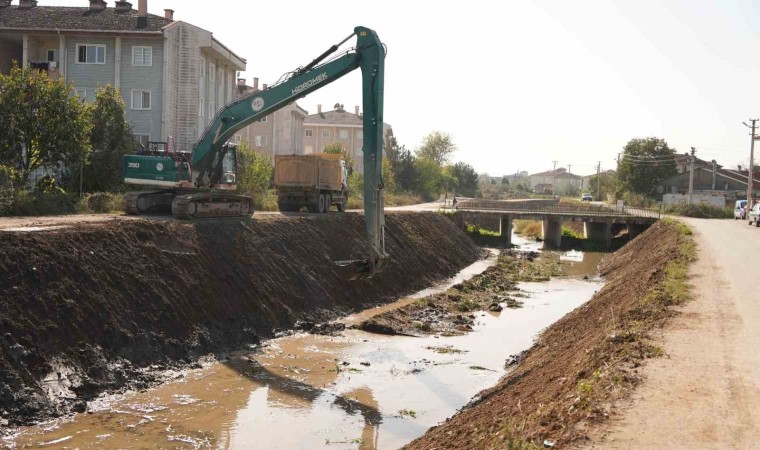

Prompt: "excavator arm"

[195,26,386,275]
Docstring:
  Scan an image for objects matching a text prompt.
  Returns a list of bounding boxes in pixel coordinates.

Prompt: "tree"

[237,142,273,199]
[618,137,676,196]
[323,142,354,175]
[393,144,418,193]
[449,161,479,197]
[81,85,136,192]
[417,131,456,166]
[414,157,443,201]
[588,172,617,200]
[0,64,91,186]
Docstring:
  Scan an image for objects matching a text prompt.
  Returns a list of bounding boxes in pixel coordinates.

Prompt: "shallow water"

[6,246,605,450]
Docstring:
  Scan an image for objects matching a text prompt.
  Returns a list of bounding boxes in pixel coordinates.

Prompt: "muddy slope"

[406,220,690,449]
[0,212,482,425]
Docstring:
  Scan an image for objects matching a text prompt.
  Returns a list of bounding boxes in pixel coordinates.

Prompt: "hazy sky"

[43,0,760,176]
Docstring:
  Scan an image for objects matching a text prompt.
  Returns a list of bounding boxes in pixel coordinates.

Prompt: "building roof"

[304,107,391,129]
[529,168,582,179]
[0,5,171,33]
[305,109,363,125]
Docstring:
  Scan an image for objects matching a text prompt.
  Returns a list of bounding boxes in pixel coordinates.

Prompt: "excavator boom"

[123,26,387,276]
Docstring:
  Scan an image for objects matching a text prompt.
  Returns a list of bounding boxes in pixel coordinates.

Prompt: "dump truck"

[274,154,348,213]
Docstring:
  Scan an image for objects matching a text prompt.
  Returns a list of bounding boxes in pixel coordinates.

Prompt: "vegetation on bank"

[662,203,733,219]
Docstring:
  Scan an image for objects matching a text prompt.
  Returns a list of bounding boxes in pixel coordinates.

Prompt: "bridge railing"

[451,200,661,219]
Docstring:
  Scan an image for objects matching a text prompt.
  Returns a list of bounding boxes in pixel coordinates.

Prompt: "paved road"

[592,218,760,449]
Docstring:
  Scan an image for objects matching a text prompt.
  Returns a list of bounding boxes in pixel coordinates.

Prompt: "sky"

[43,0,760,176]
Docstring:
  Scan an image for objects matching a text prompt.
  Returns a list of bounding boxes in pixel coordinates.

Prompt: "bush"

[662,203,732,219]
[513,220,542,238]
[0,189,78,216]
[77,192,125,213]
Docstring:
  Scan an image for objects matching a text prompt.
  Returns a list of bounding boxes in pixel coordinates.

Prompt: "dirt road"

[0,202,444,231]
[591,218,760,449]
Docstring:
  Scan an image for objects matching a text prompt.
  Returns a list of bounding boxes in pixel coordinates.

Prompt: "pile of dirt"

[357,251,561,336]
[406,219,693,449]
[0,211,482,426]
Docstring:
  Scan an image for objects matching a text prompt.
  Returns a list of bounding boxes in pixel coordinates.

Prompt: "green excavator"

[121,26,386,276]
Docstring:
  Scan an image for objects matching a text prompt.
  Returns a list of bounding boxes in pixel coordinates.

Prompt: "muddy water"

[6,248,605,450]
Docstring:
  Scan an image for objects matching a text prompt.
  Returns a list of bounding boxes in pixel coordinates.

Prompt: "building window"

[209,62,216,83]
[339,130,349,139]
[208,102,216,122]
[255,135,267,147]
[46,49,57,63]
[199,57,206,77]
[135,134,150,149]
[73,87,92,103]
[305,129,313,137]
[321,129,330,138]
[132,46,153,66]
[131,90,151,110]
[233,134,242,145]
[76,44,105,64]
[198,97,205,117]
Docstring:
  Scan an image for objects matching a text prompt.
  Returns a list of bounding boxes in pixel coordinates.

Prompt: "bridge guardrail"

[449,200,661,219]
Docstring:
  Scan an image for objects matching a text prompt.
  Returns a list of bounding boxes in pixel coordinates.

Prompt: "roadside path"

[0,202,444,231]
[590,218,760,449]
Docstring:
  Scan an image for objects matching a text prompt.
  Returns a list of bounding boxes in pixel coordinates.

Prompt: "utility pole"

[687,147,696,205]
[615,153,621,201]
[744,119,758,208]
[596,161,601,201]
[551,160,558,197]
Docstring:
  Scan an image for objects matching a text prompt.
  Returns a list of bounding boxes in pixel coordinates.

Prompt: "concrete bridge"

[448,199,660,248]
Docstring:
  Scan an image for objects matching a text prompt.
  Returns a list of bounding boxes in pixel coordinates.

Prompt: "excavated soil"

[0,212,482,426]
[406,220,690,449]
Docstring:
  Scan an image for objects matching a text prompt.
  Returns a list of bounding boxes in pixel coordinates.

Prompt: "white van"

[735,200,748,220]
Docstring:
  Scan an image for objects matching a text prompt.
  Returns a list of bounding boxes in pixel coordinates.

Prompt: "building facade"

[528,168,582,194]
[302,103,393,171]
[233,77,307,162]
[0,0,245,154]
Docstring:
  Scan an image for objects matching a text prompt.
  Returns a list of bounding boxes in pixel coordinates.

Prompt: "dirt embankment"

[0,212,482,426]
[406,219,693,449]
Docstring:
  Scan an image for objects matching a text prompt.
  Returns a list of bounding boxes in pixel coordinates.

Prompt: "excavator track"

[124,191,175,215]
[171,193,254,220]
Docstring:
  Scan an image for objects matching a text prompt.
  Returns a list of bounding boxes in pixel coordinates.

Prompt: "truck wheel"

[317,193,326,214]
[337,201,346,212]
[324,194,332,213]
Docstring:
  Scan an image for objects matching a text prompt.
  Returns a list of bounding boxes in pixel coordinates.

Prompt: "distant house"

[580,170,615,191]
[533,183,553,194]
[302,103,393,171]
[529,168,581,194]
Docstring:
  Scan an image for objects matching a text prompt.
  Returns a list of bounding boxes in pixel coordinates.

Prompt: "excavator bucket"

[334,257,382,280]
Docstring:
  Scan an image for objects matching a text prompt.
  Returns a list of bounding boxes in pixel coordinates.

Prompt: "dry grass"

[513,220,542,238]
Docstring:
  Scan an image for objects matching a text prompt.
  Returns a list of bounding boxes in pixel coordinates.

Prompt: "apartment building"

[233,77,307,162]
[303,103,393,171]
[0,0,245,153]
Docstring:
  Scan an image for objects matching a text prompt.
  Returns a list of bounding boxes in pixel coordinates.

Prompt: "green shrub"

[0,189,78,216]
[77,192,125,213]
[662,203,732,219]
